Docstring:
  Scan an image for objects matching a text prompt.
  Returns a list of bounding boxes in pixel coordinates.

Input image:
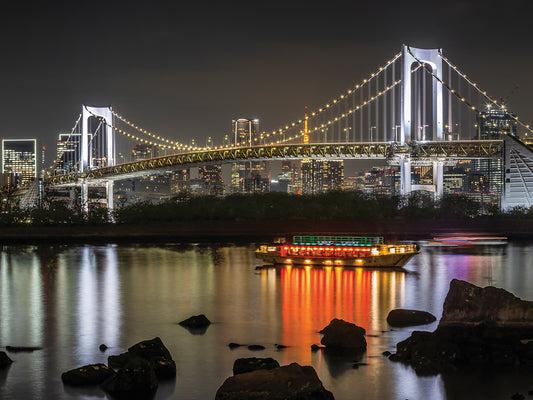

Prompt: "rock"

[108,337,175,380]
[228,343,243,349]
[0,351,13,368]
[61,363,115,386]
[320,318,367,353]
[247,345,265,351]
[101,358,158,400]
[215,362,335,400]
[382,351,391,357]
[440,279,533,337]
[99,344,108,352]
[386,309,436,327]
[178,314,211,328]
[311,344,323,351]
[233,358,280,375]
[5,346,42,352]
[276,344,287,349]
[389,280,533,375]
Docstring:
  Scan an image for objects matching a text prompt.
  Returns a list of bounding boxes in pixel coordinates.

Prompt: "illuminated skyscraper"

[301,160,344,194]
[56,133,82,174]
[1,139,37,183]
[231,118,266,193]
[199,164,224,195]
[475,105,517,140]
[131,143,157,161]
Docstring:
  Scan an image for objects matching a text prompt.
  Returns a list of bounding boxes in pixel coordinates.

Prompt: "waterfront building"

[362,167,399,195]
[276,160,300,193]
[1,138,37,184]
[232,118,259,146]
[475,104,517,140]
[301,159,344,194]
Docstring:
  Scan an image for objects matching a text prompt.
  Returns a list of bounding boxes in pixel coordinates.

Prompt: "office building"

[301,159,344,194]
[475,105,517,140]
[1,139,37,184]
[56,133,82,174]
[199,164,224,195]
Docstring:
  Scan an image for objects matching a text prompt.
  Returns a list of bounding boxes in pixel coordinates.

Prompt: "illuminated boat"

[255,235,419,268]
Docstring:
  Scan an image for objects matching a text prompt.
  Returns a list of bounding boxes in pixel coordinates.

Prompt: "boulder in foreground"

[390,279,533,375]
[215,362,334,400]
[233,357,280,375]
[386,309,436,327]
[101,357,158,400]
[61,363,114,386]
[320,318,366,353]
[0,351,13,368]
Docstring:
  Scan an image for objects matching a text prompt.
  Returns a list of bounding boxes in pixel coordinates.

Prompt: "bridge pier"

[400,156,411,196]
[106,180,114,221]
[80,180,88,215]
[399,156,444,200]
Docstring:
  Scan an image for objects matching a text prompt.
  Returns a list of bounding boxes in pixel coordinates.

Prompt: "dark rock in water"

[228,343,243,349]
[5,346,42,352]
[0,351,13,368]
[511,393,525,400]
[247,345,266,351]
[99,344,108,352]
[276,344,287,349]
[61,363,115,386]
[382,351,392,357]
[101,358,158,400]
[320,318,367,353]
[352,364,359,369]
[178,314,211,328]
[233,357,280,375]
[128,337,172,362]
[108,337,175,380]
[311,344,321,351]
[215,362,335,400]
[528,390,533,396]
[390,280,533,375]
[387,309,437,327]
[150,356,176,380]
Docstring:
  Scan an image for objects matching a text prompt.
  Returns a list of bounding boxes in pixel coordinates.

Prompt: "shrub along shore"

[1,192,532,242]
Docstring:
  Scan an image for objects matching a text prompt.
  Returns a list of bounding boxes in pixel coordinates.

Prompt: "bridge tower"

[399,45,445,198]
[79,105,116,216]
[81,105,116,171]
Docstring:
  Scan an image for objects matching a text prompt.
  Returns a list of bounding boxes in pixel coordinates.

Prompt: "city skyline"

[1,1,532,164]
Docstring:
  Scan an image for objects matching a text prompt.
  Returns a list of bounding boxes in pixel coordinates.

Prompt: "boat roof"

[292,235,384,246]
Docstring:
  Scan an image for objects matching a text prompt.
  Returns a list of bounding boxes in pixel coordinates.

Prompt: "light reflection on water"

[0,242,531,399]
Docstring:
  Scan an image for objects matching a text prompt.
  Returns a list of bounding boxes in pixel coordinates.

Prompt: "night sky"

[1,0,532,161]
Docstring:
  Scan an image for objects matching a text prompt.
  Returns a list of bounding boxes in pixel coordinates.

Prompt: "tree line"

[1,191,532,226]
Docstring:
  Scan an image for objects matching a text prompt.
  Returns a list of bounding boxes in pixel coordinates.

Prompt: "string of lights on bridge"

[438,54,533,136]
[100,53,403,151]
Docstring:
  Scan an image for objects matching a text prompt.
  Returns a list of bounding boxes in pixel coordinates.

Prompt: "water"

[1,241,533,400]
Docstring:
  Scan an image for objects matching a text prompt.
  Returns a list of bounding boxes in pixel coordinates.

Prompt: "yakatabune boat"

[256,235,419,268]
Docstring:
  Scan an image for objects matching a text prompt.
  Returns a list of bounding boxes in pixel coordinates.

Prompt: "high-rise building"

[199,164,224,195]
[475,105,517,140]
[232,118,259,146]
[131,143,158,161]
[301,160,344,194]
[1,139,37,184]
[231,118,266,193]
[56,133,82,174]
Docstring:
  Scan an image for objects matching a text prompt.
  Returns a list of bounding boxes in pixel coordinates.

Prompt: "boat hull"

[256,252,417,268]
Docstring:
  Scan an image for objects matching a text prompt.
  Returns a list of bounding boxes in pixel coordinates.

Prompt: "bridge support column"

[106,180,114,221]
[400,156,412,196]
[80,180,88,215]
[433,161,444,200]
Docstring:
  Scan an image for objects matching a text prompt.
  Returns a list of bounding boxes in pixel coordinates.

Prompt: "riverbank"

[0,217,531,243]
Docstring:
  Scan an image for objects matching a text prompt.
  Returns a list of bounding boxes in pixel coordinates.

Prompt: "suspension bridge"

[39,44,533,213]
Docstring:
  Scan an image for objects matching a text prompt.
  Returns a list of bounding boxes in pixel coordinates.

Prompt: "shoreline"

[0,218,532,244]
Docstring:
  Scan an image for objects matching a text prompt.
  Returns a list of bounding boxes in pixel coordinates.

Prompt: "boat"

[255,235,419,268]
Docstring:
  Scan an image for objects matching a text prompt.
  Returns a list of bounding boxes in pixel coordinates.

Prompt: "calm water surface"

[1,241,533,400]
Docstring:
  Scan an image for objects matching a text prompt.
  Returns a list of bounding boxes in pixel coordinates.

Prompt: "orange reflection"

[277,266,405,363]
